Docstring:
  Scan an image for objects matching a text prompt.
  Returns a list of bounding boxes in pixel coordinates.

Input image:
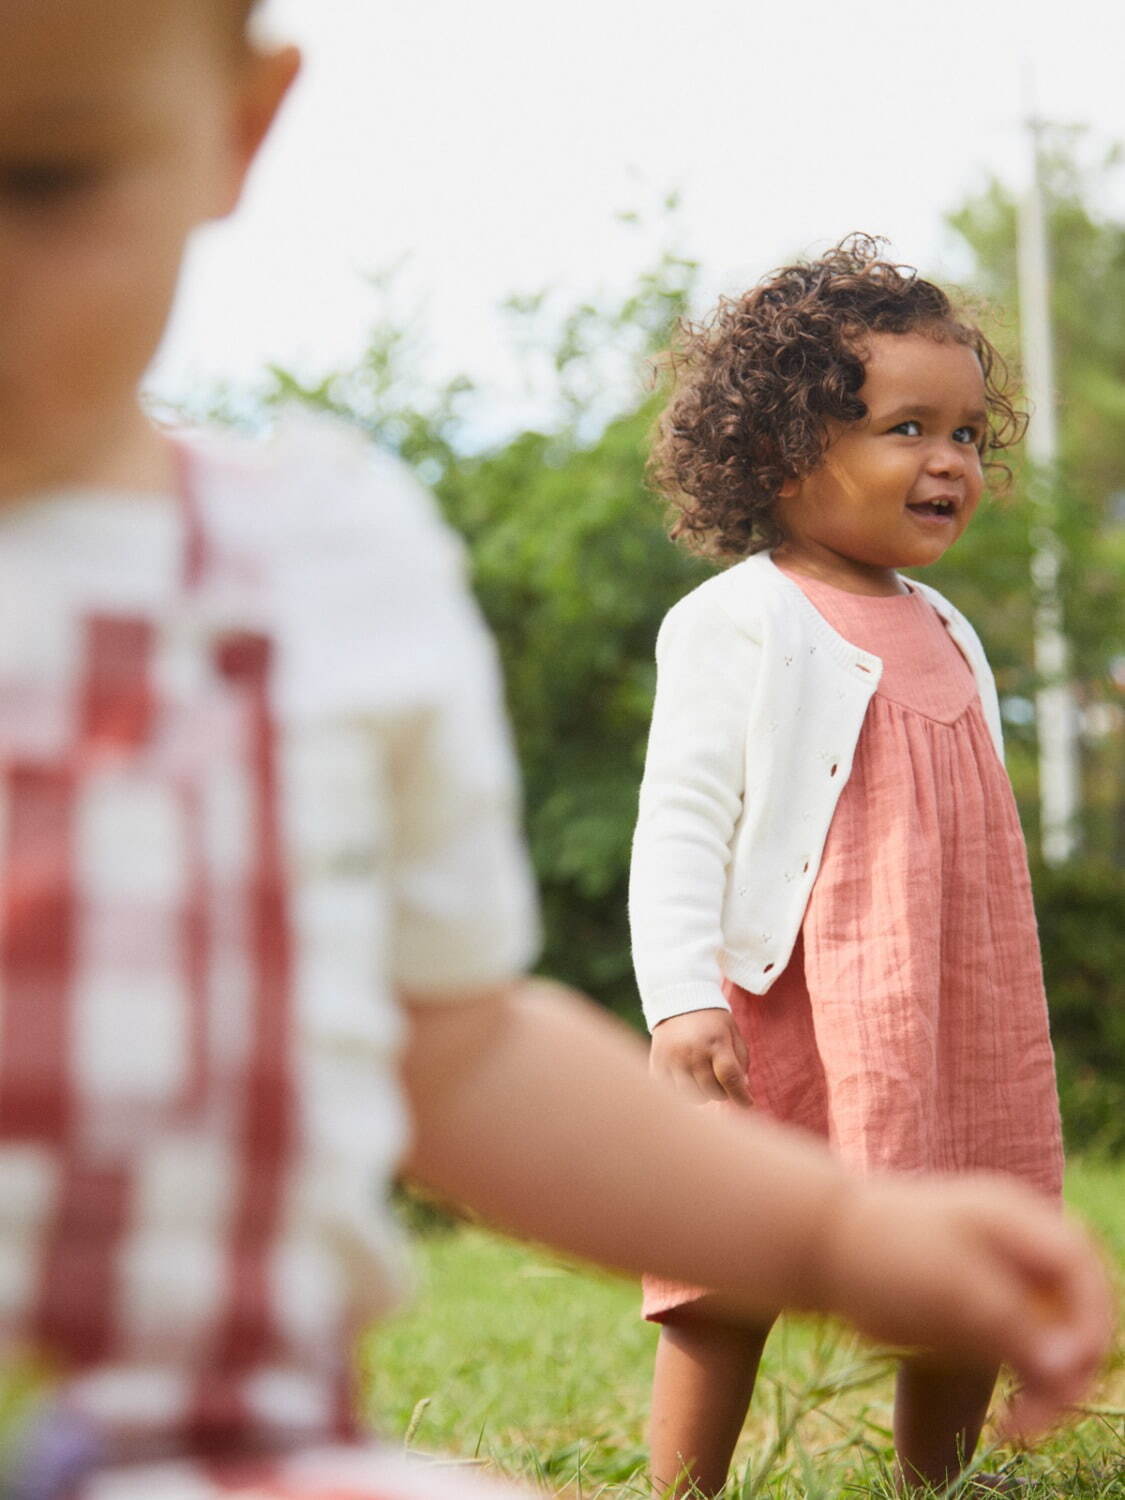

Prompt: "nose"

[925,438,968,479]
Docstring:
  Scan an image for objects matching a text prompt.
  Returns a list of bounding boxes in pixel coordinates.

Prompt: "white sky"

[151,0,1125,428]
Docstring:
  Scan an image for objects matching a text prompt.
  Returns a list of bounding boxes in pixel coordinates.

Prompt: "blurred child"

[632,237,1079,1492]
[0,8,1110,1498]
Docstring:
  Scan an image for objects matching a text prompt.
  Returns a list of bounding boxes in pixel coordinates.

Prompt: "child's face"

[0,0,296,500]
[776,331,987,591]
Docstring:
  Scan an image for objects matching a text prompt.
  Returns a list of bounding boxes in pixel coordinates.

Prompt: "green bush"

[258,246,1125,1158]
[1034,862,1125,1157]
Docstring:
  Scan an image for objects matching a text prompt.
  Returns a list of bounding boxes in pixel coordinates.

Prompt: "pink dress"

[644,573,1064,1321]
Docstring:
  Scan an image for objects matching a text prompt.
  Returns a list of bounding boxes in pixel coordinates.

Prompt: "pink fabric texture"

[643,575,1064,1321]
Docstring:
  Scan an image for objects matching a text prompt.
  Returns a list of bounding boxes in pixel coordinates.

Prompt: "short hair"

[649,233,1025,560]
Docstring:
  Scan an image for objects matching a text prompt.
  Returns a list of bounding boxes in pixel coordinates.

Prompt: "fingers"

[928,1190,1114,1441]
[712,1044,751,1107]
[730,1024,749,1072]
[983,1207,1114,1439]
[649,1010,752,1107]
[823,1175,1112,1443]
[650,1053,726,1103]
[988,1193,1111,1356]
[691,1064,731,1102]
[660,1056,749,1106]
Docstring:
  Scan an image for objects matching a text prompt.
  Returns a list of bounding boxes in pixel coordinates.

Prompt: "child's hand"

[814,1173,1115,1440]
[650,1009,751,1106]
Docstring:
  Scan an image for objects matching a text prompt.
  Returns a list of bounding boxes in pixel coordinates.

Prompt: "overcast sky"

[150,0,1125,426]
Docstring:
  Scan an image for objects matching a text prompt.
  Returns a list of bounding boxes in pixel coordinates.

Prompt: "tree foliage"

[258,164,1125,1139]
[931,134,1125,856]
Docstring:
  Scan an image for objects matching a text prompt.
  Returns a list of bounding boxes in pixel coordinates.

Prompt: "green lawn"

[364,1161,1125,1497]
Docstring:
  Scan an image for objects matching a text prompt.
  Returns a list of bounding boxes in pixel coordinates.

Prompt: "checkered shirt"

[0,418,539,1477]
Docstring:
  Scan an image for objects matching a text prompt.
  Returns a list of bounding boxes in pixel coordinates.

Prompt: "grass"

[363,1159,1125,1498]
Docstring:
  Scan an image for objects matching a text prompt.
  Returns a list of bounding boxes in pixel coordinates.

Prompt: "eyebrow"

[876,403,988,425]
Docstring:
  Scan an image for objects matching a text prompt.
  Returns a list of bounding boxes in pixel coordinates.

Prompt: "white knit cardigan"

[628,552,1004,1031]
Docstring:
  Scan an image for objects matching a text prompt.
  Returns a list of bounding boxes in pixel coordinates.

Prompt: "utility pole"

[1017,108,1081,864]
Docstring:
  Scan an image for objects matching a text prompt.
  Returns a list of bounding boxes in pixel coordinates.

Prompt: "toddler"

[0,10,1110,1498]
[632,237,1074,1494]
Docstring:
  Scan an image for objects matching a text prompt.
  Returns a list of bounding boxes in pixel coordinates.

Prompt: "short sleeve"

[198,412,542,996]
[380,544,543,995]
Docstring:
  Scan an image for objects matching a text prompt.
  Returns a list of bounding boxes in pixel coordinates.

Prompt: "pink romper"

[644,573,1064,1321]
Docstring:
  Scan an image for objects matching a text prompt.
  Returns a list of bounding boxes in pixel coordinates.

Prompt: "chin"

[900,539,956,570]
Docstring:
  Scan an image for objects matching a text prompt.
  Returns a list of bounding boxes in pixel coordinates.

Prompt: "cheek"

[954,461,985,533]
[964,453,985,507]
[0,231,181,485]
[13,200,189,405]
[16,268,164,438]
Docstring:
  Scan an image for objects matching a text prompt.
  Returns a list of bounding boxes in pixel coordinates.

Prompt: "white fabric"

[629,552,1004,1030]
[186,413,542,997]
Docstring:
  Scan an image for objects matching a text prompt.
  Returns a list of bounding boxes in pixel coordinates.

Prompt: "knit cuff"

[643,981,731,1034]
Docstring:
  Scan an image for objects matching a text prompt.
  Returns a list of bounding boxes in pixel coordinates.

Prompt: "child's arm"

[400,979,1112,1441]
[630,592,759,1103]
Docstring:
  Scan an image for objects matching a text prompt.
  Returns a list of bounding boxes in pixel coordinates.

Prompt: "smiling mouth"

[906,498,957,519]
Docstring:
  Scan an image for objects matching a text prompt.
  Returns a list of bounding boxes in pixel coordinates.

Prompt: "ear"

[215,43,302,219]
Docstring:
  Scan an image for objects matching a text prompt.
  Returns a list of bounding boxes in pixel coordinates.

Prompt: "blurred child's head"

[650,235,1025,567]
[0,0,298,500]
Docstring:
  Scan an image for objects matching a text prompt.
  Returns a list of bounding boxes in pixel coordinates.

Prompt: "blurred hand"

[650,1008,751,1107]
[813,1173,1115,1441]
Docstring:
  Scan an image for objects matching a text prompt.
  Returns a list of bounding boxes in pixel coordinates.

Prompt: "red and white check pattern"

[0,432,429,1479]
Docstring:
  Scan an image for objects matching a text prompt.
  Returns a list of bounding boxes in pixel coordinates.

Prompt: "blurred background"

[153,0,1125,1157]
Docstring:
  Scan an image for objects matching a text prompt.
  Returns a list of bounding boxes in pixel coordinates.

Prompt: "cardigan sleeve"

[947,608,1005,762]
[628,587,759,1030]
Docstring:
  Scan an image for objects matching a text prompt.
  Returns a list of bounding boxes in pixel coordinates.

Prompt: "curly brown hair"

[650,233,1025,560]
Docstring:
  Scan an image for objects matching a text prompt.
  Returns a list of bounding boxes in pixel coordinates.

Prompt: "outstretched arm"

[400,979,1112,1441]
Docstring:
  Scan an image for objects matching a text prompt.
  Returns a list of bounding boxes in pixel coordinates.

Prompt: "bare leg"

[649,1302,774,1498]
[893,1355,999,1493]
